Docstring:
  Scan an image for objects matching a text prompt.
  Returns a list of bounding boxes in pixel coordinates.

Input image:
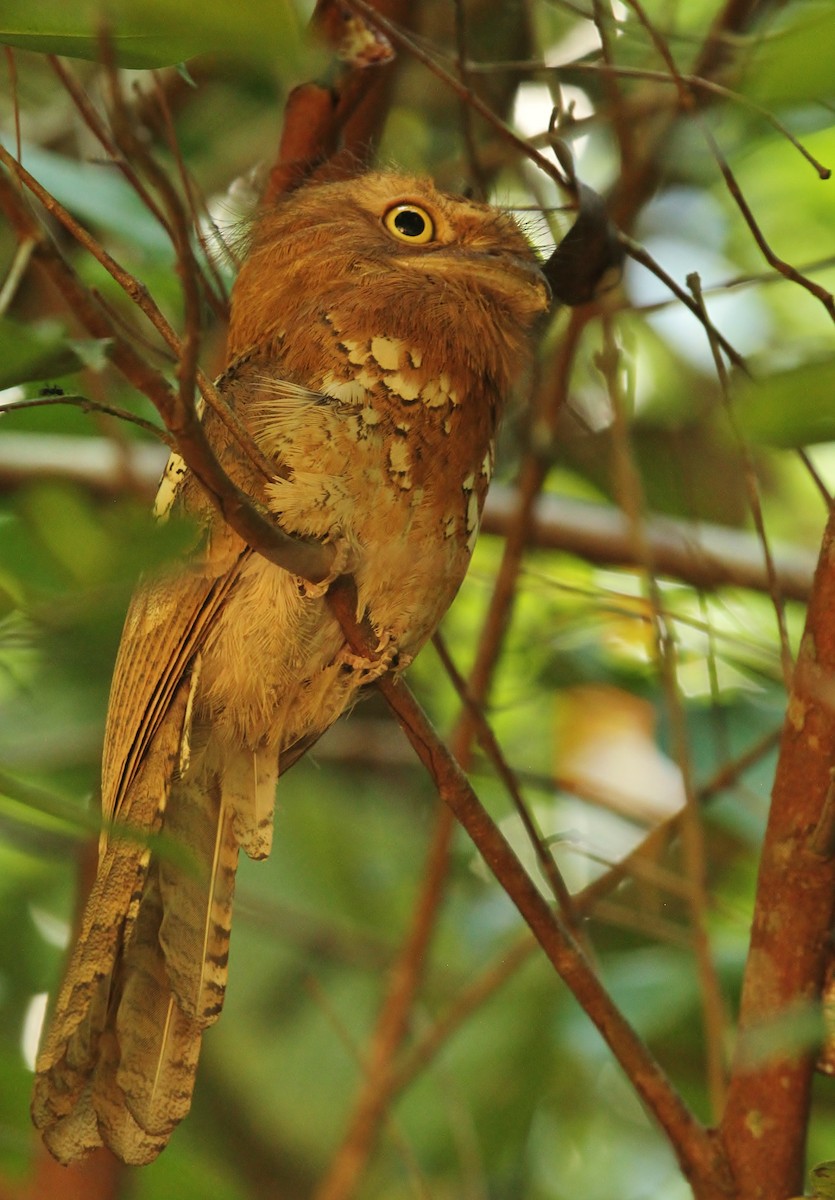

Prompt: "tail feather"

[33,669,282,1163]
[89,1028,169,1166]
[39,1086,104,1165]
[115,867,202,1139]
[225,745,278,860]
[159,772,240,1022]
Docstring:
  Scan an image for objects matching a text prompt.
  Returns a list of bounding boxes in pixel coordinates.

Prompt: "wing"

[101,452,253,837]
[34,374,339,1163]
[33,457,252,1158]
[100,546,250,831]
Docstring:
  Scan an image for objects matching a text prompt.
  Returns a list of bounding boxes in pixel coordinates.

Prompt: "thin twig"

[303,975,433,1200]
[0,236,34,315]
[619,1,834,321]
[150,71,230,316]
[341,0,574,195]
[433,631,580,927]
[591,0,635,168]
[47,56,173,235]
[687,271,793,686]
[363,723,782,1115]
[600,313,729,1118]
[463,56,830,178]
[5,46,21,163]
[377,670,732,1196]
[314,806,454,1200]
[0,166,335,584]
[620,234,748,373]
[101,49,202,420]
[0,141,273,484]
[454,311,589,767]
[0,393,174,446]
[452,0,488,198]
[797,448,835,511]
[324,582,732,1196]
[704,123,835,321]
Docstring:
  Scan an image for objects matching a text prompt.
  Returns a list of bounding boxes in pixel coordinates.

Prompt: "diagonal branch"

[325,580,734,1199]
[0,161,336,585]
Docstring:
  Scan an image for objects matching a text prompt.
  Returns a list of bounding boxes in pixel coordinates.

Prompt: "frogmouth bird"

[32,171,549,1164]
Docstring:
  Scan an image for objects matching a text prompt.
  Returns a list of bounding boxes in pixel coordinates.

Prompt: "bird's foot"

[336,630,410,684]
[295,535,355,599]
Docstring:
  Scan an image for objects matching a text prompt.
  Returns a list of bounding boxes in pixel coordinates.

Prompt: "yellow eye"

[383,203,435,245]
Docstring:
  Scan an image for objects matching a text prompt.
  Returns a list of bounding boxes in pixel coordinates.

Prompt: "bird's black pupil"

[394,209,426,238]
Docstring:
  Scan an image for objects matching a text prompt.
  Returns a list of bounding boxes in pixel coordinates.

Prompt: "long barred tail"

[29,690,270,1166]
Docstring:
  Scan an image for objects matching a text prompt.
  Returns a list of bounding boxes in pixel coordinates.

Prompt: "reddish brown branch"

[433,631,579,926]
[0,161,335,585]
[342,0,573,193]
[721,503,835,1196]
[325,582,732,1198]
[264,0,402,202]
[47,55,172,236]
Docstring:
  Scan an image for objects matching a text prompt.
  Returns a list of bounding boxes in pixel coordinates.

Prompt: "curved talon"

[296,536,354,599]
[336,631,408,684]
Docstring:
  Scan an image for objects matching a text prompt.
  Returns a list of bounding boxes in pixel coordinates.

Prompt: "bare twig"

[601,312,728,1118]
[0,393,174,445]
[0,236,34,315]
[620,234,748,373]
[388,725,782,1109]
[687,271,793,685]
[341,0,573,194]
[324,581,732,1198]
[0,141,274,484]
[101,48,203,418]
[452,0,488,197]
[433,631,579,926]
[464,56,830,179]
[313,805,454,1200]
[0,164,336,584]
[47,55,173,235]
[704,123,835,321]
[150,71,229,315]
[619,3,835,322]
[378,670,732,1197]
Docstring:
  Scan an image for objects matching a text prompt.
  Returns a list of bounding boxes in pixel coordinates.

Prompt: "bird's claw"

[336,630,410,684]
[296,536,354,599]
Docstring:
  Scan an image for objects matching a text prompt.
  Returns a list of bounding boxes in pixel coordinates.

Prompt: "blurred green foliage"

[1,1,834,1197]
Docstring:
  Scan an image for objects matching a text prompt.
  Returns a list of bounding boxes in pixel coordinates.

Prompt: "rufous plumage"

[32,171,548,1164]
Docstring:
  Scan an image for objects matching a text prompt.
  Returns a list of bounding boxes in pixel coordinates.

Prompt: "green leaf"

[743,0,835,105]
[811,1161,835,1200]
[0,318,87,390]
[0,136,172,254]
[732,359,835,447]
[0,0,304,68]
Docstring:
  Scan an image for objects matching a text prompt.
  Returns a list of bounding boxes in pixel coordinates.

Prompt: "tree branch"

[325,580,733,1198]
[0,433,817,601]
[721,502,835,1196]
[0,160,337,585]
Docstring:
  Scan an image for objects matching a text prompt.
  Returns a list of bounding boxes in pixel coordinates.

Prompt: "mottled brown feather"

[33,171,548,1164]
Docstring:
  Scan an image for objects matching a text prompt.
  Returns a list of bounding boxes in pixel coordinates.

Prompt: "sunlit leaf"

[0,0,304,68]
[733,359,835,447]
[0,318,85,390]
[0,136,172,254]
[743,0,835,105]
